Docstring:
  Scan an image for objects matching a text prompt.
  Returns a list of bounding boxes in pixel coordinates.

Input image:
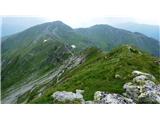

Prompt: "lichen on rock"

[123,71,160,103]
[94,91,134,104]
[132,70,156,81]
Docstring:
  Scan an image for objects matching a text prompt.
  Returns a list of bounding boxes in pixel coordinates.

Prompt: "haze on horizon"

[1,16,159,38]
[1,0,159,37]
[44,17,159,28]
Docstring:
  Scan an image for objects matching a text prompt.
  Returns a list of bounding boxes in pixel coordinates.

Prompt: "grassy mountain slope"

[113,22,159,40]
[1,39,72,91]
[2,21,159,57]
[1,21,91,91]
[75,25,160,56]
[30,45,160,103]
[2,21,90,53]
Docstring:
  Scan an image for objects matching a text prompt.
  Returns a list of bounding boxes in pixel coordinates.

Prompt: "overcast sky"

[0,0,159,28]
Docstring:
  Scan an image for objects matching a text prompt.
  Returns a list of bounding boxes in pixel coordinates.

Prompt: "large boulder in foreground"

[94,91,134,104]
[123,71,160,103]
[51,89,85,103]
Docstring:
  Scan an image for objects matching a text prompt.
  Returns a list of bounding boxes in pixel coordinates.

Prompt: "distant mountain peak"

[47,20,71,27]
[23,20,73,33]
[90,24,114,29]
[51,20,64,24]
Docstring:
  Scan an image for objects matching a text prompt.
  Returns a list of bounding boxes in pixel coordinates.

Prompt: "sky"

[0,0,159,28]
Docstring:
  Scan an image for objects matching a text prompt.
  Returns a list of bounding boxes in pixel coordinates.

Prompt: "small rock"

[154,60,160,65]
[115,74,121,79]
[51,89,84,103]
[38,93,42,97]
[94,91,134,104]
[85,101,94,104]
[94,91,102,101]
[127,46,142,54]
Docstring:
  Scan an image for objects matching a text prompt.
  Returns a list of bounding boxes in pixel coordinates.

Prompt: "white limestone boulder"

[94,91,134,104]
[52,89,84,103]
[124,71,160,103]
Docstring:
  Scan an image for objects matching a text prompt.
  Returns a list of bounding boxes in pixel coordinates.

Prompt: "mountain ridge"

[19,45,160,103]
[112,22,159,40]
[75,24,159,56]
[2,21,159,56]
[1,21,160,104]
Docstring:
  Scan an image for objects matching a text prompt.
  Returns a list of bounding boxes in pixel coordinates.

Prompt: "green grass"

[31,45,160,103]
[1,40,71,92]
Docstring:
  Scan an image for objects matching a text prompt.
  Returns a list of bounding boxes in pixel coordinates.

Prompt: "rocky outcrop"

[94,91,134,104]
[52,89,85,103]
[123,71,160,103]
[132,70,156,81]
[127,45,142,54]
[51,71,159,104]
[154,60,160,65]
[94,71,160,104]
